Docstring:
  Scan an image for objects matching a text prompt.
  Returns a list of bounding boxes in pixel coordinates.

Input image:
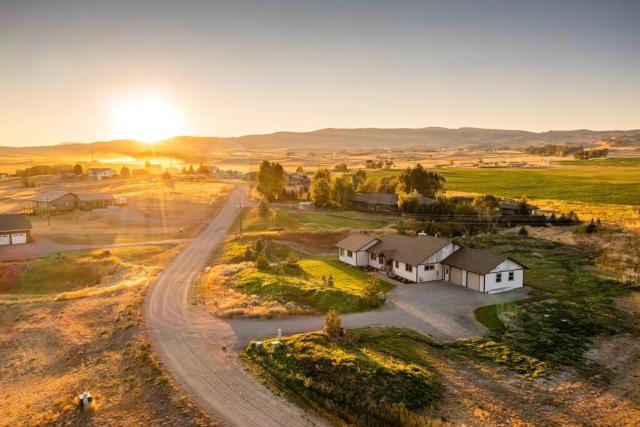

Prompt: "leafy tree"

[397,189,420,213]
[472,194,500,217]
[398,164,446,198]
[376,176,398,194]
[323,309,342,339]
[518,195,530,216]
[351,170,367,189]
[383,160,394,169]
[519,226,529,236]
[197,164,209,174]
[310,176,331,207]
[295,166,304,173]
[162,171,172,179]
[120,166,131,177]
[329,175,355,208]
[314,168,331,181]
[256,161,286,201]
[255,253,270,269]
[334,163,348,172]
[357,176,378,193]
[73,164,83,175]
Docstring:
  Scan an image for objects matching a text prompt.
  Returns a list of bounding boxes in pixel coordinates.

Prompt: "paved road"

[145,185,326,427]
[226,278,535,345]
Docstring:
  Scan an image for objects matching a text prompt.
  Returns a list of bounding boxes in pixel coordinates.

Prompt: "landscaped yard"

[199,237,393,317]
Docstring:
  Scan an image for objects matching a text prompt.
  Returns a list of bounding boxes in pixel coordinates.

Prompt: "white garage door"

[450,267,463,286]
[0,234,10,245]
[467,272,482,291]
[11,233,27,244]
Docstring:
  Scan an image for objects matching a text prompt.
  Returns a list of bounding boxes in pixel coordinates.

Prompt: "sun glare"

[113,96,182,143]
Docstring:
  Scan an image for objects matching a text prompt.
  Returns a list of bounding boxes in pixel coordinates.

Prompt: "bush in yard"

[518,226,528,236]
[255,253,270,270]
[243,246,254,261]
[326,274,334,287]
[363,276,381,302]
[323,309,342,339]
[286,253,299,268]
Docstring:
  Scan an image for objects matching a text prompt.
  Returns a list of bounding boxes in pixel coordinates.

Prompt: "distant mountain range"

[2,127,639,161]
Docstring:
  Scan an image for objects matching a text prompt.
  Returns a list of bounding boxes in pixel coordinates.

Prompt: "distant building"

[352,192,435,213]
[285,172,310,195]
[86,168,117,180]
[77,193,116,210]
[499,201,538,216]
[0,213,33,245]
[26,191,78,215]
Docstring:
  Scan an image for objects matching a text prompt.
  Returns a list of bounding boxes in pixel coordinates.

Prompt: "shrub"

[326,274,334,287]
[286,253,299,268]
[518,226,528,236]
[243,246,254,261]
[363,276,381,301]
[255,253,270,270]
[259,198,270,217]
[323,309,342,339]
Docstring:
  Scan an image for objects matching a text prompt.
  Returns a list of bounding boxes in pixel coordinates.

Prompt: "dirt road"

[145,185,326,427]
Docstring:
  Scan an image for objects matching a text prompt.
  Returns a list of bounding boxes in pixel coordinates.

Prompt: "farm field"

[199,236,393,317]
[0,176,232,245]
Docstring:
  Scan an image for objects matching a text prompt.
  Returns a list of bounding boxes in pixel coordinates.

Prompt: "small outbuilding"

[26,191,78,215]
[0,213,33,245]
[77,193,116,210]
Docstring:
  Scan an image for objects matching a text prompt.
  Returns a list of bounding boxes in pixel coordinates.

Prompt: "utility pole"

[46,195,50,226]
[238,203,243,237]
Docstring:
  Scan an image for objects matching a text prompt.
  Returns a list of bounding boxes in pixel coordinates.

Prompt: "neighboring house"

[0,213,33,245]
[285,172,310,195]
[499,201,538,216]
[26,191,78,215]
[336,232,525,293]
[86,168,117,180]
[77,193,116,210]
[352,192,435,213]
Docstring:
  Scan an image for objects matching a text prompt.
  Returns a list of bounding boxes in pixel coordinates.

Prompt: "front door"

[444,266,449,281]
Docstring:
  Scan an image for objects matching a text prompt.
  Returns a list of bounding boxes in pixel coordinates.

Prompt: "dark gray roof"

[0,214,32,232]
[369,234,452,266]
[335,233,379,251]
[353,192,398,205]
[442,247,525,274]
[77,193,115,201]
[27,191,75,202]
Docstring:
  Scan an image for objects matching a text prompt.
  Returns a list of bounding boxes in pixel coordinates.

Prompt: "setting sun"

[112,96,182,142]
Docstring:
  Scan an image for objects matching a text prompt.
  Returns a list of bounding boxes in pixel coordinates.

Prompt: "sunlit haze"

[1,0,639,146]
[112,95,183,143]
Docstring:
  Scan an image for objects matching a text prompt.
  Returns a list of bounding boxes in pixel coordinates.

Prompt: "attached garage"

[442,247,526,293]
[450,267,463,286]
[467,272,482,291]
[0,214,33,246]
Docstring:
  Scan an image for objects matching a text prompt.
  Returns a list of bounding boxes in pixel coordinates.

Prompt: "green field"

[233,204,400,232]
[371,159,640,205]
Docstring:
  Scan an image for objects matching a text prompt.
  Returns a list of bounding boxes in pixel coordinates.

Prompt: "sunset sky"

[1,0,639,147]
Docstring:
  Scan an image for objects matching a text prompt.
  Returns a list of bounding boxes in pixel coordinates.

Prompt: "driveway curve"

[145,185,326,427]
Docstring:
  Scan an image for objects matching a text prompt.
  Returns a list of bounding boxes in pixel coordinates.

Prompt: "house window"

[425,265,434,271]
[347,250,353,258]
[370,252,376,260]
[394,260,399,268]
[496,273,502,283]
[508,272,514,281]
[339,248,344,256]
[405,264,413,272]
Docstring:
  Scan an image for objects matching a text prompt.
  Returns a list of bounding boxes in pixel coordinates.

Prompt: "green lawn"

[242,328,443,426]
[213,239,393,313]
[371,160,640,205]
[233,204,400,232]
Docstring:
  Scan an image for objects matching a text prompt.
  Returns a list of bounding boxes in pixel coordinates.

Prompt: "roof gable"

[28,191,76,202]
[369,234,453,266]
[335,233,379,251]
[442,247,525,274]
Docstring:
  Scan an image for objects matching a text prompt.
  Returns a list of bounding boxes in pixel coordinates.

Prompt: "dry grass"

[0,286,211,426]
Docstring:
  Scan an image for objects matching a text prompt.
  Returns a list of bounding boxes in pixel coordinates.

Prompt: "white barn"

[336,232,526,293]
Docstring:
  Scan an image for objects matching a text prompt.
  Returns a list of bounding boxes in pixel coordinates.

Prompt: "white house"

[86,168,117,180]
[336,232,526,293]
